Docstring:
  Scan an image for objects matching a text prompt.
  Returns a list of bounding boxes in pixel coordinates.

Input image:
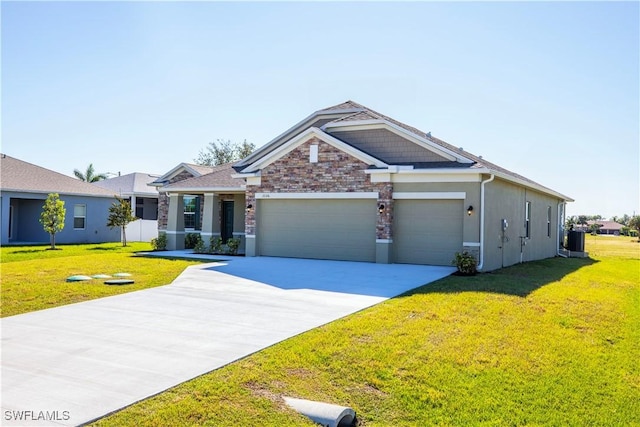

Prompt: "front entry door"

[222,201,234,242]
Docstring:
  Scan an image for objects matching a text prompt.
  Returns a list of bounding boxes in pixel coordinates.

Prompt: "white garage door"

[394,199,463,265]
[258,199,376,262]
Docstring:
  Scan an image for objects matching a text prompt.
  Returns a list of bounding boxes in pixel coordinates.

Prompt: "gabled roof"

[587,220,624,230]
[161,162,243,192]
[0,154,117,198]
[234,100,573,201]
[150,163,215,186]
[240,127,388,173]
[93,172,160,197]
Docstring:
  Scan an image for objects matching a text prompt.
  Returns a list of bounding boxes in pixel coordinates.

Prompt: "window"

[525,201,531,238]
[183,196,199,230]
[547,206,552,237]
[74,204,86,229]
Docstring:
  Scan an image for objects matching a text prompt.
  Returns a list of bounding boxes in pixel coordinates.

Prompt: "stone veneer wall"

[245,137,393,239]
[157,170,196,231]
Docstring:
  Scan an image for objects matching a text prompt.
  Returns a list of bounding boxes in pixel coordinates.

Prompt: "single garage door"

[394,199,463,265]
[258,199,376,262]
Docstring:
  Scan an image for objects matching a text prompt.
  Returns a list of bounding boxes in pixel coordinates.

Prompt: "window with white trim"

[74,204,86,229]
[183,196,198,230]
[525,201,531,238]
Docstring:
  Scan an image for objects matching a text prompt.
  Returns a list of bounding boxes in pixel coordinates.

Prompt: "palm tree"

[73,163,108,182]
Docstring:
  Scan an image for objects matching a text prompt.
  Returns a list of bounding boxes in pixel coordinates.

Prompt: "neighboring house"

[156,101,573,271]
[0,154,120,245]
[586,220,624,235]
[93,173,160,242]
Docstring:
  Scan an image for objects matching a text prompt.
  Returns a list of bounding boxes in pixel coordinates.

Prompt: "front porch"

[162,191,246,252]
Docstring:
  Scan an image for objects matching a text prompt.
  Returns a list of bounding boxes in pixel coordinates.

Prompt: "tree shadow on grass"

[5,249,45,254]
[88,246,123,251]
[404,257,599,298]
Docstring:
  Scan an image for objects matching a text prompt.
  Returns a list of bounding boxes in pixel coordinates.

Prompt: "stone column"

[375,183,394,263]
[245,188,256,257]
[166,193,185,250]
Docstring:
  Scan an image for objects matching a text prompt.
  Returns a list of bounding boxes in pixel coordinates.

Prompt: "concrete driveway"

[1,257,454,426]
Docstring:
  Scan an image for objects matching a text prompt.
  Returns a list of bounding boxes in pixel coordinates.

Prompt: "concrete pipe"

[284,397,356,427]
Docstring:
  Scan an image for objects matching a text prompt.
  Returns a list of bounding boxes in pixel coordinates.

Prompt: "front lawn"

[93,235,640,426]
[1,243,201,317]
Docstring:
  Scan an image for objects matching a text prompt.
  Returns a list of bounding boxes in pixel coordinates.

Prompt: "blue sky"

[2,1,638,218]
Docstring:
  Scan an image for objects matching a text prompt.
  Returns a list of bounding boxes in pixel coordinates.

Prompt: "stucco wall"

[1,191,120,245]
[483,178,561,271]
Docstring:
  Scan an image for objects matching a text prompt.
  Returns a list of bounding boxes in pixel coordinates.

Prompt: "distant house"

[586,220,624,235]
[93,173,160,242]
[152,101,573,272]
[0,154,120,245]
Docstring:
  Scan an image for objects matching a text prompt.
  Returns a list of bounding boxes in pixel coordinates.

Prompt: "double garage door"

[257,198,463,265]
[258,199,377,262]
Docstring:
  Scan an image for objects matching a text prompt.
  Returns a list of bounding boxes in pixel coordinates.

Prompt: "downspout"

[477,174,495,271]
[557,201,568,257]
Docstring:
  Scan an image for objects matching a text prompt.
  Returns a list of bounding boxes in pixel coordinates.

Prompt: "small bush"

[193,237,206,254]
[184,233,201,249]
[452,251,477,275]
[226,238,241,255]
[209,236,223,254]
[151,233,167,251]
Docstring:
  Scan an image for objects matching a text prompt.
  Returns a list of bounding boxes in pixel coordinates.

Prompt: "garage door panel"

[394,200,463,265]
[258,199,376,262]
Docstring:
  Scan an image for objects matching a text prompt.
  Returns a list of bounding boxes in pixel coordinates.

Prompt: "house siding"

[1,191,120,245]
[329,128,450,164]
[483,179,561,271]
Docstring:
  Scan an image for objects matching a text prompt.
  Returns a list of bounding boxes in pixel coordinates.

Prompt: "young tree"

[195,139,255,166]
[39,193,66,249]
[629,215,640,237]
[107,196,138,246]
[73,163,108,182]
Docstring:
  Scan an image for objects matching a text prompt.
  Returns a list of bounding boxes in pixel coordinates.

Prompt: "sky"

[2,1,638,219]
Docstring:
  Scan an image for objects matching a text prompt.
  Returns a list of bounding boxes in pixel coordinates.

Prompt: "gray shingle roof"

[320,101,560,194]
[162,162,241,191]
[0,154,117,197]
[93,173,160,197]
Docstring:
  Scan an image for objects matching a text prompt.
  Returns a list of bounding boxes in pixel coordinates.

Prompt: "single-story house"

[586,220,624,235]
[155,101,573,271]
[0,154,121,245]
[93,172,161,242]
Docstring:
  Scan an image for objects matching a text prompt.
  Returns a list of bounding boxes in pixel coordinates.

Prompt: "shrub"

[184,233,201,249]
[151,233,167,251]
[226,238,241,255]
[209,236,223,254]
[452,251,477,275]
[193,238,206,254]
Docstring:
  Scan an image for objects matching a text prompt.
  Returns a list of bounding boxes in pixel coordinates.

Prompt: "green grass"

[91,235,640,426]
[1,243,201,317]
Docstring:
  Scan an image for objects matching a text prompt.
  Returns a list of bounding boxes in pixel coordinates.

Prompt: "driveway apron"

[1,257,454,426]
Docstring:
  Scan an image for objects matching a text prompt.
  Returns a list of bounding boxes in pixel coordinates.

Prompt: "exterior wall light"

[467,205,474,216]
[246,204,253,213]
[378,204,385,214]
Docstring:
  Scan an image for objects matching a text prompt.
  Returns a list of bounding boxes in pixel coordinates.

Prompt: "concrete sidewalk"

[1,257,454,426]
